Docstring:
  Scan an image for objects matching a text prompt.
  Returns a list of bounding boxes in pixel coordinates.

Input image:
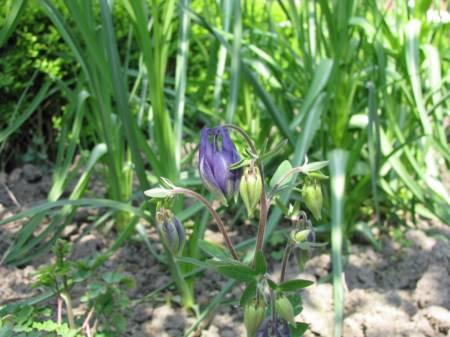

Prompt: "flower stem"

[167,250,195,309]
[172,187,239,260]
[279,243,293,283]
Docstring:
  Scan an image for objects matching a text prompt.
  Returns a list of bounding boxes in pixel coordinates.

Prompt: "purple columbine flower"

[198,126,242,200]
[256,318,291,337]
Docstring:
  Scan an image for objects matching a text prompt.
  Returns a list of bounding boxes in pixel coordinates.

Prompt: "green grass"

[0,0,448,332]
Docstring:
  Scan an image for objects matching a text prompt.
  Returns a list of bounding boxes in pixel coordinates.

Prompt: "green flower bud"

[244,300,266,337]
[302,181,323,220]
[239,165,263,217]
[156,208,185,255]
[275,296,295,324]
[291,229,311,243]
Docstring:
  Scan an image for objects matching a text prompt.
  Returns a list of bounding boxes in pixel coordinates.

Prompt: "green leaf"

[215,262,258,283]
[270,160,293,189]
[293,92,327,165]
[240,281,257,307]
[176,256,209,269]
[144,188,173,198]
[278,279,314,292]
[0,81,52,144]
[198,240,231,260]
[267,278,278,290]
[260,139,289,161]
[289,59,333,129]
[0,0,28,48]
[229,158,253,170]
[0,325,13,337]
[102,272,126,284]
[329,150,348,337]
[300,161,329,173]
[290,322,309,336]
[254,251,267,275]
[111,313,128,332]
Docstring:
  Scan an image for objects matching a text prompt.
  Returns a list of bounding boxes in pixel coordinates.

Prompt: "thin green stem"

[172,187,239,260]
[167,250,195,309]
[60,291,75,329]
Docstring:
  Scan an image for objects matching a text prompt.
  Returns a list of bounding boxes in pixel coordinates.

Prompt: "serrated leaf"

[198,240,230,260]
[240,281,257,306]
[270,160,293,189]
[254,251,267,275]
[279,279,314,292]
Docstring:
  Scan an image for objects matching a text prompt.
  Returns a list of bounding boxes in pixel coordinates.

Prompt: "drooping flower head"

[198,126,242,200]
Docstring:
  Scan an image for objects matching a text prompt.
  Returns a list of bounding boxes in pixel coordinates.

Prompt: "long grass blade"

[99,0,149,189]
[289,59,333,129]
[367,82,381,226]
[225,0,242,123]
[329,149,348,337]
[174,0,192,171]
[213,0,232,113]
[0,82,52,143]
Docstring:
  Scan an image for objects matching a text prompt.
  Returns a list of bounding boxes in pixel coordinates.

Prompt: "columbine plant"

[145,125,327,337]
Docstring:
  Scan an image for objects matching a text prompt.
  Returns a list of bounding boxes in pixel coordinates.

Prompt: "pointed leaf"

[270,160,293,189]
[199,240,231,260]
[254,251,267,275]
[240,281,257,306]
[278,279,314,292]
[215,262,258,283]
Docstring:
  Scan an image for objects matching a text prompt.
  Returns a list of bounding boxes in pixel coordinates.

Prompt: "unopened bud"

[302,181,323,220]
[307,228,316,243]
[291,229,311,243]
[240,165,263,217]
[275,296,295,324]
[156,208,185,255]
[244,300,266,337]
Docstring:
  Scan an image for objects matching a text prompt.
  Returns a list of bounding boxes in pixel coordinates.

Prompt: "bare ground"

[1,165,449,336]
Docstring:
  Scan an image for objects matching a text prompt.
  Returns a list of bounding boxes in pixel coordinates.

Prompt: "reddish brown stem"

[173,187,239,260]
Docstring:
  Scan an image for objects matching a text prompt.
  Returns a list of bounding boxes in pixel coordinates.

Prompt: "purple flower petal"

[198,126,242,200]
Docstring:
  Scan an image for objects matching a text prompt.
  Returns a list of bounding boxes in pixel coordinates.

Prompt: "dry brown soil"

[1,165,449,337]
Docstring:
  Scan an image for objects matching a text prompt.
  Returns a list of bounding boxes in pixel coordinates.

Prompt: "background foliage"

[0,0,448,335]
